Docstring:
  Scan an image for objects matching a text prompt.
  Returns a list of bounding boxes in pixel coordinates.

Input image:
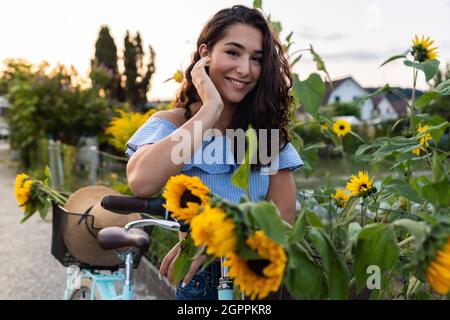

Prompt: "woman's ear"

[198,43,210,58]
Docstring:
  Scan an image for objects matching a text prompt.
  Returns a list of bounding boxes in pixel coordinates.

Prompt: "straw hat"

[63,185,141,266]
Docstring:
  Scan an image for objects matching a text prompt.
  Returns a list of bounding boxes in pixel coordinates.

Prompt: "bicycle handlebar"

[101,195,166,216]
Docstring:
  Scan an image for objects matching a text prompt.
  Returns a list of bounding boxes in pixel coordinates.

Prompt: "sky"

[1,0,449,100]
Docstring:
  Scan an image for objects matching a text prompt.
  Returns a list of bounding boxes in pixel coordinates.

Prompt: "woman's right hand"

[190,56,223,110]
[159,241,207,287]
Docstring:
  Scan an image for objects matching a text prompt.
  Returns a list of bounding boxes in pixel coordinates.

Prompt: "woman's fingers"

[191,57,211,86]
[159,242,179,278]
[181,255,207,287]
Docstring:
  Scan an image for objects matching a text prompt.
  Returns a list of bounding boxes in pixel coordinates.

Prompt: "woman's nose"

[236,58,251,76]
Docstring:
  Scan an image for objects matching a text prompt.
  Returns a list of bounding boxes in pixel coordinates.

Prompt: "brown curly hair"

[175,5,293,167]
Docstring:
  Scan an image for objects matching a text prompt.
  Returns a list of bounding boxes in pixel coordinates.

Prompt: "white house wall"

[376,97,397,120]
[327,80,374,121]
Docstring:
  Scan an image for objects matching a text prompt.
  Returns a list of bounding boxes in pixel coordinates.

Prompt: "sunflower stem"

[398,235,415,248]
[410,65,419,134]
[359,197,364,226]
[339,136,349,174]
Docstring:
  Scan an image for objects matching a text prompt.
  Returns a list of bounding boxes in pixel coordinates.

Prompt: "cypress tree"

[91,25,121,101]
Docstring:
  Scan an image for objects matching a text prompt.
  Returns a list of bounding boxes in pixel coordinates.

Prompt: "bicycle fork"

[217,257,234,300]
[122,251,134,300]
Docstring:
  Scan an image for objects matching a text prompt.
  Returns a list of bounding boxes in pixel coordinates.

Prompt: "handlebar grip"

[101,195,165,216]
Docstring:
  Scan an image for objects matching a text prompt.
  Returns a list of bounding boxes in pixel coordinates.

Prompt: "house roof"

[323,76,364,105]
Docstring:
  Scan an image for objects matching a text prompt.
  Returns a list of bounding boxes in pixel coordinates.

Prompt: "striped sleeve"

[125,117,177,158]
[278,142,304,171]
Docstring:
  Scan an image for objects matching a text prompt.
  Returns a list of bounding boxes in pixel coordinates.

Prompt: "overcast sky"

[1,0,449,99]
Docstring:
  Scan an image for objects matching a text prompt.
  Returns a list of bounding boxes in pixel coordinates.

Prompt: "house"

[0,96,9,117]
[322,76,408,123]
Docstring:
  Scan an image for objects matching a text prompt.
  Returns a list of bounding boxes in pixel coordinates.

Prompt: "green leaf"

[348,130,366,144]
[252,0,262,9]
[420,178,450,207]
[392,219,428,244]
[231,127,257,198]
[249,201,285,245]
[415,91,439,108]
[356,84,391,105]
[383,179,423,204]
[295,73,325,117]
[291,74,302,107]
[404,59,440,82]
[285,243,325,299]
[38,199,50,220]
[290,54,302,67]
[435,79,450,95]
[379,53,407,68]
[354,224,399,293]
[308,227,350,299]
[288,210,307,244]
[431,151,444,183]
[355,144,374,157]
[236,243,263,260]
[306,210,323,228]
[345,222,362,258]
[172,236,197,285]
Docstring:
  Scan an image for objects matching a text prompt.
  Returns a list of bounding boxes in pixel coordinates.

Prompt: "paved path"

[0,143,156,299]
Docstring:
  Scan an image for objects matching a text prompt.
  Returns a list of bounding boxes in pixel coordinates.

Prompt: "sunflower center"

[339,125,345,130]
[246,259,271,277]
[411,45,428,63]
[180,190,201,208]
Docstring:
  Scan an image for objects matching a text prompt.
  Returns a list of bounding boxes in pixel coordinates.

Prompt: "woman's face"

[202,23,263,107]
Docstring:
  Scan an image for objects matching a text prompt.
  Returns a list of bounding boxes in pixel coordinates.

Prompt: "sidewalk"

[0,143,169,299]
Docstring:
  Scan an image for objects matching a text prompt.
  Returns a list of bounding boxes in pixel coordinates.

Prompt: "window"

[334,96,340,102]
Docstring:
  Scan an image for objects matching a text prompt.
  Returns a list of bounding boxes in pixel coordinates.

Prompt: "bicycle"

[51,195,234,300]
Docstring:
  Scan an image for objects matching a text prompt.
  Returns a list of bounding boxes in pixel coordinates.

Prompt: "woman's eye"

[226,50,239,57]
[252,57,262,64]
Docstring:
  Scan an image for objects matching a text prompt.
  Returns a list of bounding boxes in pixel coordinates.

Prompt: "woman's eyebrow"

[224,42,263,54]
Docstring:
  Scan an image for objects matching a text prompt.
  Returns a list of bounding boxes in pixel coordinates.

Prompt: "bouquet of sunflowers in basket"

[14,167,68,223]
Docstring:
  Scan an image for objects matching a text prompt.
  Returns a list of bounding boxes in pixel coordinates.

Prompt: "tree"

[123,31,156,112]
[90,25,122,101]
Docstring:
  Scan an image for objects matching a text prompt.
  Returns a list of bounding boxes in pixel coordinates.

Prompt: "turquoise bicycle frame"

[64,251,135,300]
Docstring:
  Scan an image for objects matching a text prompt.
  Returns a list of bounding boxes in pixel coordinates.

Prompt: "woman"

[125,5,303,300]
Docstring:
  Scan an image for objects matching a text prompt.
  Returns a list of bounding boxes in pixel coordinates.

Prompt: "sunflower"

[412,124,432,156]
[333,189,350,208]
[411,35,438,63]
[320,123,329,131]
[345,171,376,198]
[332,119,351,137]
[224,230,287,300]
[190,205,237,257]
[162,174,210,223]
[14,174,33,211]
[426,238,450,294]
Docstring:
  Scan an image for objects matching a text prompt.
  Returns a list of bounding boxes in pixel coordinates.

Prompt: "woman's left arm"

[265,169,297,225]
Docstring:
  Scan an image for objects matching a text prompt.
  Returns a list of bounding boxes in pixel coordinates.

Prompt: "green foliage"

[249,201,286,245]
[353,224,399,293]
[91,25,120,100]
[3,60,113,169]
[293,73,325,117]
[308,227,350,299]
[231,127,258,199]
[123,31,156,111]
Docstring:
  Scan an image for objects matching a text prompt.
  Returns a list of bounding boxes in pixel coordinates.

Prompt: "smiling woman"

[125,5,303,300]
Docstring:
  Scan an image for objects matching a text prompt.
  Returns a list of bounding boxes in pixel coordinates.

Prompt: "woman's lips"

[225,77,249,91]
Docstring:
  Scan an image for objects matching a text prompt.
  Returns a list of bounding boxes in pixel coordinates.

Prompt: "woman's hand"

[190,56,223,110]
[159,242,207,287]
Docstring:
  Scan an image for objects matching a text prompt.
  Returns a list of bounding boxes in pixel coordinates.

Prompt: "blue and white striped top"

[125,117,303,203]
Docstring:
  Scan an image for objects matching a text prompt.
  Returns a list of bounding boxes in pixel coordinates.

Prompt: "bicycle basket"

[51,201,144,270]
